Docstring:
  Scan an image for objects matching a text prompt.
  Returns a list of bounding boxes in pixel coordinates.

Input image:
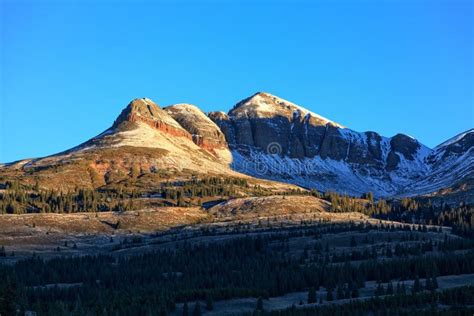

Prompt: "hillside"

[0,98,241,191]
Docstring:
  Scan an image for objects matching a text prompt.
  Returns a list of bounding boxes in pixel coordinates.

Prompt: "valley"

[1,205,473,315]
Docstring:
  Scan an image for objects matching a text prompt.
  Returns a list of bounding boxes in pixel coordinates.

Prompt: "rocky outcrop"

[113,98,192,139]
[165,104,227,150]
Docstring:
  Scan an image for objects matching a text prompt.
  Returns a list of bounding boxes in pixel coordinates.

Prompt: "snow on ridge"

[339,128,368,145]
[416,142,433,161]
[164,103,225,133]
[403,147,474,196]
[234,92,344,128]
[435,128,474,150]
[229,147,422,197]
[166,103,209,120]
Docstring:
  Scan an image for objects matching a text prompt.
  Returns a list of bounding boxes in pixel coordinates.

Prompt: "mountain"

[0,93,472,202]
[403,129,474,202]
[0,98,237,191]
[164,103,229,157]
[210,93,427,196]
[209,92,472,200]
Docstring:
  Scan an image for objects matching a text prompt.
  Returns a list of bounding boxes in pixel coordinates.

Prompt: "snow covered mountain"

[1,93,471,202]
[403,129,474,200]
[209,92,472,200]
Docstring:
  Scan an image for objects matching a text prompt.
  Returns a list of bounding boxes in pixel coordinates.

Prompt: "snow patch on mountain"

[230,147,402,197]
[232,92,344,128]
[435,129,474,150]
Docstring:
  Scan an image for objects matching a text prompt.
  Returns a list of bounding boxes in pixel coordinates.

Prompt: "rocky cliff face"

[211,93,428,166]
[209,92,456,198]
[210,92,428,169]
[164,103,227,150]
[210,92,343,159]
[112,98,192,139]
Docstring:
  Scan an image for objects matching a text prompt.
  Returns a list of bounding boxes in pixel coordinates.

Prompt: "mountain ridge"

[0,92,472,202]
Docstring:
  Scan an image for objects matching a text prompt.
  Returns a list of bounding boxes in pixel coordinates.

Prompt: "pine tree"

[182,302,189,316]
[350,236,357,247]
[192,301,201,316]
[351,287,359,298]
[205,294,213,311]
[375,283,385,296]
[326,288,334,301]
[307,287,317,304]
[413,276,421,294]
[386,282,394,295]
[0,278,17,316]
[432,276,438,289]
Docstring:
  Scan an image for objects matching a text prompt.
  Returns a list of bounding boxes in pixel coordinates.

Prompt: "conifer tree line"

[1,229,473,315]
[0,180,472,236]
[323,191,473,237]
[249,286,474,316]
[0,177,250,214]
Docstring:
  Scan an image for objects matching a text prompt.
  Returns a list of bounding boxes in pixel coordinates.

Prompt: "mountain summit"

[229,92,342,128]
[164,103,227,151]
[112,98,190,137]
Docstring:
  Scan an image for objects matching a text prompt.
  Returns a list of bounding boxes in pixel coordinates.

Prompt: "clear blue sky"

[1,0,473,162]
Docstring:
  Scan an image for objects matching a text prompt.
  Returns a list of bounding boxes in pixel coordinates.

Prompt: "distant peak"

[231,92,343,127]
[208,111,229,121]
[391,133,418,142]
[164,103,210,122]
[112,98,184,131]
[126,98,161,113]
[113,98,161,127]
[250,91,274,98]
[247,91,284,102]
[435,128,474,149]
[165,103,202,112]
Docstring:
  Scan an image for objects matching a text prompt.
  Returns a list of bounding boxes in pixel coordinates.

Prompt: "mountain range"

[1,92,472,203]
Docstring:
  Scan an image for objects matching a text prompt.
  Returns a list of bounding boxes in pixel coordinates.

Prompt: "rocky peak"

[229,92,342,127]
[209,92,347,159]
[165,104,227,150]
[389,134,421,161]
[425,129,474,166]
[208,111,229,121]
[435,129,474,155]
[112,98,190,138]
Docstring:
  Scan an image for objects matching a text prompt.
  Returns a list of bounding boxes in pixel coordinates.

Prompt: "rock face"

[164,103,227,150]
[209,92,464,198]
[210,93,429,170]
[113,98,191,139]
[210,92,343,159]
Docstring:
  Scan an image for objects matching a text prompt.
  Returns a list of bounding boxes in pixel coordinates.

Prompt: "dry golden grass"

[0,207,208,246]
